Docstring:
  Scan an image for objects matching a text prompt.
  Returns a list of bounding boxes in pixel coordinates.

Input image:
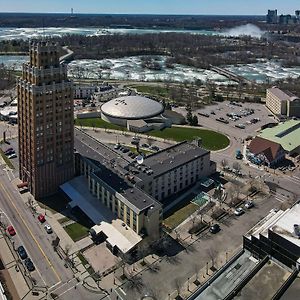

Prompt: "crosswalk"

[270,191,291,203]
[285,175,300,185]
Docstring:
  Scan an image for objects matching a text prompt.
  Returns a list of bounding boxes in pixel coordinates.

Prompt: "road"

[0,163,106,299]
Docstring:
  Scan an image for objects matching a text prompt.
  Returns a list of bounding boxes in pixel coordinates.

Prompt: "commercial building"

[68,128,215,253]
[258,120,300,155]
[244,204,300,270]
[17,42,74,199]
[266,87,300,118]
[248,136,285,167]
[101,95,171,132]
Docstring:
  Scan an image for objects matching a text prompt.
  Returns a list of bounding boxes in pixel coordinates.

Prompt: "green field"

[149,127,229,151]
[75,118,229,151]
[64,223,89,242]
[75,118,126,131]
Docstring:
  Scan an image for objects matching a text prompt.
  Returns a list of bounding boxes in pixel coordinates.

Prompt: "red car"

[7,225,16,236]
[38,214,46,223]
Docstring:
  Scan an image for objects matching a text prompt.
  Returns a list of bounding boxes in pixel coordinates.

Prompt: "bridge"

[210,65,257,86]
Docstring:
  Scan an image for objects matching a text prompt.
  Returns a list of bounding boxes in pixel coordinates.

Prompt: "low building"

[244,204,300,270]
[266,87,300,118]
[74,83,122,101]
[248,137,285,166]
[101,95,171,132]
[258,120,300,155]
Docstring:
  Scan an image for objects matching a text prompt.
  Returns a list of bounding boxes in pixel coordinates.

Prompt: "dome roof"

[101,96,164,120]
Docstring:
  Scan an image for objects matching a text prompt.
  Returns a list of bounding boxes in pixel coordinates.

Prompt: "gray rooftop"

[268,87,299,102]
[131,142,209,182]
[74,128,159,213]
[101,95,164,120]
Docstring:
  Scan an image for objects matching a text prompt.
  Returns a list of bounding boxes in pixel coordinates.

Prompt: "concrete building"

[258,120,300,155]
[17,42,74,199]
[244,204,300,270]
[68,128,216,253]
[101,95,171,132]
[133,142,216,202]
[266,87,300,118]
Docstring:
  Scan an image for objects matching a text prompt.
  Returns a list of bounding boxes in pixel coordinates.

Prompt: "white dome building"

[101,96,170,132]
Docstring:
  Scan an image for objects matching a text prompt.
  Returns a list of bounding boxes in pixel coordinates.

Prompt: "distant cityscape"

[267,9,300,24]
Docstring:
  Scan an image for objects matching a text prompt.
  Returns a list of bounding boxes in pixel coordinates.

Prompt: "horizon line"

[0,11,267,16]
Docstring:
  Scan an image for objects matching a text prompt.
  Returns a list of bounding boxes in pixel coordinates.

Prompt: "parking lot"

[174,101,277,139]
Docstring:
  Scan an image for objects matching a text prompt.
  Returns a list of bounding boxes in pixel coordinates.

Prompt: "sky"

[0,0,299,15]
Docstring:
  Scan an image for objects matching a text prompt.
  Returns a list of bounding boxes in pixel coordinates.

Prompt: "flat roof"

[92,222,142,254]
[74,128,160,213]
[258,120,300,152]
[246,204,300,249]
[132,141,209,182]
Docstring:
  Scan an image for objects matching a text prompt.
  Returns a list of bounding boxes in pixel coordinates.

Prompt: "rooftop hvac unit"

[294,224,300,238]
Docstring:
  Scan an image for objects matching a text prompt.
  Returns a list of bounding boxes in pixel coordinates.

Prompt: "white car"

[245,201,254,209]
[7,153,17,159]
[44,224,53,234]
[234,207,245,216]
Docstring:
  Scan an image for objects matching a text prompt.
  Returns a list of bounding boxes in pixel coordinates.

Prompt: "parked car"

[141,143,149,148]
[114,143,121,150]
[234,207,245,216]
[7,153,17,159]
[245,201,254,209]
[44,224,52,234]
[5,150,15,156]
[7,225,16,236]
[17,246,28,260]
[209,224,220,234]
[4,148,13,154]
[38,214,46,223]
[24,258,35,272]
[150,145,159,151]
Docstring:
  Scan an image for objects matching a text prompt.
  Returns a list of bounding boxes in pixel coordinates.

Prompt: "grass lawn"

[149,127,229,151]
[0,148,15,169]
[75,118,126,131]
[128,146,153,156]
[75,118,229,151]
[163,202,199,230]
[64,223,89,242]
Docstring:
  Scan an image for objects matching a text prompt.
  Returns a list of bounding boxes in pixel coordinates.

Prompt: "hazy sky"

[0,0,299,15]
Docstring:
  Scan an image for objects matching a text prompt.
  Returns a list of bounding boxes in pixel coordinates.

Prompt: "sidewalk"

[0,233,30,299]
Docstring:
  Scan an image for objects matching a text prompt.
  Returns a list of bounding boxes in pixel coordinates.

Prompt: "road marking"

[0,181,61,283]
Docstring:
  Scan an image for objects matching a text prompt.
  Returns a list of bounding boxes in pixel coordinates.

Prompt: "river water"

[1,54,300,84]
[0,25,299,83]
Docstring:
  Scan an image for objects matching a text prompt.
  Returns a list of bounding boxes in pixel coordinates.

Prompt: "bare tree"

[221,159,228,170]
[207,248,218,269]
[232,162,242,172]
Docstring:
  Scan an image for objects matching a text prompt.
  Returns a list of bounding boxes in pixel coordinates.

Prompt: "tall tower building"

[17,41,74,199]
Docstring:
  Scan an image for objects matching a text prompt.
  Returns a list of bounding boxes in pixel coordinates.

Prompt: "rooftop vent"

[294,224,300,238]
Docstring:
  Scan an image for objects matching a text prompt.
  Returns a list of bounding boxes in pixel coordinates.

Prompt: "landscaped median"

[75,118,230,151]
